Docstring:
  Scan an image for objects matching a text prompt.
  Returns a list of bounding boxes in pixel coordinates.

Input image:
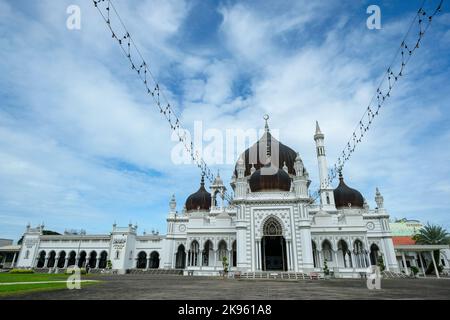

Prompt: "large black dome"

[185,176,211,212]
[249,167,292,192]
[234,131,298,177]
[333,173,364,209]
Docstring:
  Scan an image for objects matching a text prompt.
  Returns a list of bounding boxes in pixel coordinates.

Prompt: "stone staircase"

[381,270,410,278]
[234,271,322,280]
[127,269,184,275]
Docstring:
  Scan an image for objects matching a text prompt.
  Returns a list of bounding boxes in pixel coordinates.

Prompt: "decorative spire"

[314,120,324,141]
[375,187,384,209]
[169,194,177,212]
[283,161,288,173]
[200,173,205,187]
[264,114,270,133]
[315,121,322,135]
[250,163,256,174]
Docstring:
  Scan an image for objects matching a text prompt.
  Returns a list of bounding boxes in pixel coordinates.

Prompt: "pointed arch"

[57,251,66,268]
[262,216,283,236]
[98,251,108,269]
[136,251,147,269]
[47,251,56,268]
[175,244,186,269]
[321,240,333,262]
[149,251,159,269]
[36,250,46,268]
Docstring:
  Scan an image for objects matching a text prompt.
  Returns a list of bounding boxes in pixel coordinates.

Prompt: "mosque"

[12,119,402,277]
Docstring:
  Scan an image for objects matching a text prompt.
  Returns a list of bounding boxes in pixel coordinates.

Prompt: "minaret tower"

[313,121,336,210]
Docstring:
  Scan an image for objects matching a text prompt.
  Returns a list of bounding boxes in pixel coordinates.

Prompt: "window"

[24,250,30,259]
[115,250,120,259]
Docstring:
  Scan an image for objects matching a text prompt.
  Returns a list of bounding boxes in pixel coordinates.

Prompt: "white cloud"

[0,0,449,241]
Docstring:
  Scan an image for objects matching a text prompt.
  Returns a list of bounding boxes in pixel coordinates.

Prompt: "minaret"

[375,187,385,211]
[210,170,226,210]
[313,121,336,209]
[235,156,247,199]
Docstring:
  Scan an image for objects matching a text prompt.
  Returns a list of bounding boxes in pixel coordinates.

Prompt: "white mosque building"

[13,120,401,277]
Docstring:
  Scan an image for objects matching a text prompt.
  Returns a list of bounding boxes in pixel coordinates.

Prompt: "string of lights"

[92,0,443,207]
[92,0,234,203]
[310,0,443,204]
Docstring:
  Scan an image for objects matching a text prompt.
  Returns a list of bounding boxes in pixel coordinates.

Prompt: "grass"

[0,273,99,297]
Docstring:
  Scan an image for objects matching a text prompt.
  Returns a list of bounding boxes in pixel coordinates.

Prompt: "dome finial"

[264,114,270,132]
[338,168,344,180]
[200,173,205,186]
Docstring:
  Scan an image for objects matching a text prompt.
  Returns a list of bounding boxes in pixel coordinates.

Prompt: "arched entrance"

[232,241,237,267]
[47,251,56,268]
[36,251,46,268]
[370,244,380,266]
[67,251,76,267]
[88,251,97,268]
[261,217,287,271]
[98,251,108,269]
[57,251,66,268]
[136,251,147,269]
[149,251,159,269]
[78,251,86,268]
[175,245,186,269]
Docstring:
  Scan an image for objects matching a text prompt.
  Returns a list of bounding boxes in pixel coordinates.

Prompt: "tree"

[413,223,450,275]
[18,230,61,245]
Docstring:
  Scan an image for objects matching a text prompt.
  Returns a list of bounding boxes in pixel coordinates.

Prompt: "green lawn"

[0,273,99,297]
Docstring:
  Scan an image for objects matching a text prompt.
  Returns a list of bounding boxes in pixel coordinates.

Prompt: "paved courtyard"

[5,274,450,300]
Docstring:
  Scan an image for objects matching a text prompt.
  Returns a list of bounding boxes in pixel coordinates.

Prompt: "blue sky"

[0,0,449,241]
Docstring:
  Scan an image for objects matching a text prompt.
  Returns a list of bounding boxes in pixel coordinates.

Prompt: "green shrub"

[410,266,419,275]
[377,256,385,272]
[323,260,330,276]
[9,269,34,274]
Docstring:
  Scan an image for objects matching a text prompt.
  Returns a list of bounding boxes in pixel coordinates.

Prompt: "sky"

[0,0,449,241]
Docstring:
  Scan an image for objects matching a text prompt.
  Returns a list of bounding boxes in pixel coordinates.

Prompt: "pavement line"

[0,280,99,286]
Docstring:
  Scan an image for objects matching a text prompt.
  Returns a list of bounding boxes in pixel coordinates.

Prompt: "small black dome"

[185,176,211,212]
[333,173,364,209]
[249,166,292,192]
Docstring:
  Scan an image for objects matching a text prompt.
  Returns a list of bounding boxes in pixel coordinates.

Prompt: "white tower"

[210,171,227,211]
[313,121,336,210]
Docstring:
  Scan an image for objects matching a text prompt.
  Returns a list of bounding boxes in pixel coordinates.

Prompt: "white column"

[401,252,409,275]
[350,252,356,269]
[64,258,69,268]
[11,253,17,268]
[318,251,323,268]
[430,250,440,279]
[418,252,426,277]
[44,257,49,268]
[286,241,291,271]
[334,251,339,270]
[256,241,261,270]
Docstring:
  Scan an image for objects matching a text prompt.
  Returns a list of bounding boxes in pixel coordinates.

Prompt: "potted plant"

[222,256,229,278]
[323,259,330,279]
[377,256,385,272]
[410,266,419,278]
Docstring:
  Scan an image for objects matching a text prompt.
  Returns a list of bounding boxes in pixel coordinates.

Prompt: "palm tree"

[413,223,450,275]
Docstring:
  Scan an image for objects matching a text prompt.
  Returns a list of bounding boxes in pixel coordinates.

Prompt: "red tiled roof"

[392,236,416,246]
